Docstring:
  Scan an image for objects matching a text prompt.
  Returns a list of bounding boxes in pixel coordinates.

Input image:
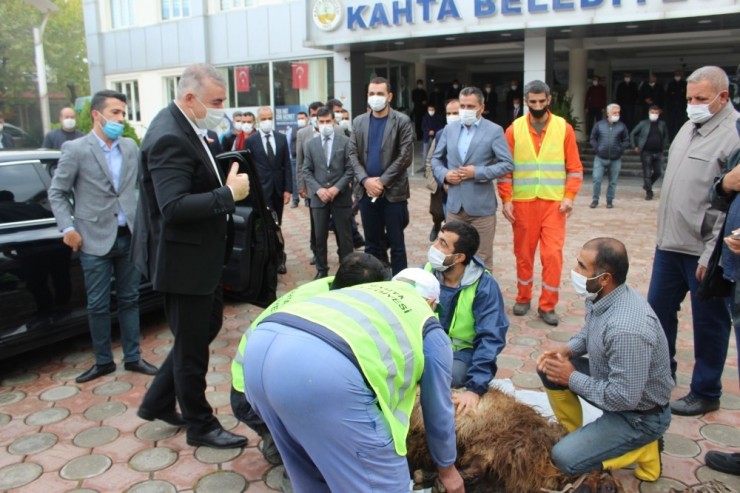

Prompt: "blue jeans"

[591,156,622,204]
[290,157,299,204]
[244,323,411,493]
[541,358,671,475]
[79,232,141,365]
[647,248,732,399]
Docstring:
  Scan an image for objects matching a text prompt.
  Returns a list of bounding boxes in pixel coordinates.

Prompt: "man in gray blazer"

[49,90,157,383]
[432,86,514,271]
[349,76,415,275]
[303,107,355,279]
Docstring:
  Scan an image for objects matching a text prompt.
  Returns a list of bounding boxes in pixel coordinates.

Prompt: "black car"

[0,149,281,360]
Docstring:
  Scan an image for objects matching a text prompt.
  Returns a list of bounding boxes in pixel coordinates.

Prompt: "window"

[228,64,271,108]
[220,0,254,10]
[164,76,181,103]
[113,81,141,122]
[0,163,53,226]
[162,0,190,20]
[272,58,334,108]
[110,0,136,29]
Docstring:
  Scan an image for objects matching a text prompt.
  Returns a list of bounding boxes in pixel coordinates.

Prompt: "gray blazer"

[431,118,514,217]
[303,132,354,209]
[349,109,414,203]
[48,131,139,256]
[295,125,318,192]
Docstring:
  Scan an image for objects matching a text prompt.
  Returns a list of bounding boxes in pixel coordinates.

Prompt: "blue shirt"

[91,131,127,227]
[366,114,388,177]
[457,119,480,163]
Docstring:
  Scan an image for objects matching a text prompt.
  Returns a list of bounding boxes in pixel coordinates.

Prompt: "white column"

[333,51,352,112]
[414,62,426,86]
[523,30,551,89]
[569,40,587,141]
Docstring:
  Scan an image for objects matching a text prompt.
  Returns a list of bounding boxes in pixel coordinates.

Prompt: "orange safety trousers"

[512,199,566,311]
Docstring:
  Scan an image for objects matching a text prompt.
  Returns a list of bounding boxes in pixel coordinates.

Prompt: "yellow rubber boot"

[602,440,662,482]
[544,388,583,433]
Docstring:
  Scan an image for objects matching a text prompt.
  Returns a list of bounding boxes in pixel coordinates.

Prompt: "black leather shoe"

[590,200,598,208]
[137,407,187,427]
[187,427,247,449]
[670,393,720,416]
[646,190,653,200]
[124,359,158,375]
[277,262,287,274]
[706,451,740,475]
[75,362,116,383]
[429,225,440,242]
[258,430,283,465]
[606,202,614,209]
[314,271,328,280]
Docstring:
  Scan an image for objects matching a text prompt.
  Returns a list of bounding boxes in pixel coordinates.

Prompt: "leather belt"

[635,404,667,415]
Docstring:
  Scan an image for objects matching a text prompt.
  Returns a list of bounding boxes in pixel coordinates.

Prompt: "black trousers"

[312,204,353,274]
[140,286,224,435]
[641,151,663,192]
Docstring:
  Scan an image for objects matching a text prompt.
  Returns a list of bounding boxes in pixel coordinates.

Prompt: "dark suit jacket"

[131,102,235,296]
[348,109,414,203]
[244,131,292,198]
[0,132,14,149]
[303,132,354,209]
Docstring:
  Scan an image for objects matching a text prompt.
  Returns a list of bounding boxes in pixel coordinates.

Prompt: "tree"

[0,0,89,108]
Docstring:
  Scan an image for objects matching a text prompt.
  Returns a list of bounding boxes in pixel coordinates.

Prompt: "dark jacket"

[244,130,292,197]
[590,119,630,160]
[0,132,14,149]
[421,112,445,143]
[630,119,669,152]
[132,102,235,295]
[710,143,740,281]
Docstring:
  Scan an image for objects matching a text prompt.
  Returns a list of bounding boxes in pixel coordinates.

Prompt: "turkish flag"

[236,66,250,93]
[292,63,309,90]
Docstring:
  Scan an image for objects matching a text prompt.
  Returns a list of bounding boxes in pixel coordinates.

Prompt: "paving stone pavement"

[0,173,739,493]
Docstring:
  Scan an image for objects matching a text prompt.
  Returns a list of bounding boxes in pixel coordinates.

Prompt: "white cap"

[392,268,441,304]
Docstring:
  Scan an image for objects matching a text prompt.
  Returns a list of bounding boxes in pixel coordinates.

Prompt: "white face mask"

[340,119,351,129]
[259,119,274,134]
[571,270,604,302]
[446,114,461,125]
[624,77,631,83]
[296,119,307,128]
[485,87,492,93]
[368,95,387,112]
[609,115,620,123]
[319,124,334,137]
[511,85,518,91]
[310,116,318,128]
[686,93,720,124]
[233,121,243,132]
[243,123,254,133]
[193,97,225,131]
[649,113,659,122]
[428,245,455,272]
[459,109,478,126]
[592,80,599,86]
[649,82,655,87]
[428,110,435,116]
[334,112,343,123]
[452,84,459,89]
[674,76,682,82]
[62,118,76,130]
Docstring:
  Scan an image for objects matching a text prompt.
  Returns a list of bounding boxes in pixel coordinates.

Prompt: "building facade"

[83,0,740,138]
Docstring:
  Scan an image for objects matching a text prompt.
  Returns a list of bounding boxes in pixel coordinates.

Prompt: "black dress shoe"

[277,262,287,274]
[706,451,740,475]
[314,271,328,280]
[75,362,116,383]
[187,427,247,449]
[670,393,720,416]
[137,407,187,427]
[429,225,440,242]
[124,359,158,375]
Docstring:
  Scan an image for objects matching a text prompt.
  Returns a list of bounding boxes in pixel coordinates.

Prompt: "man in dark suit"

[506,96,524,128]
[132,63,250,449]
[244,106,292,274]
[244,107,292,225]
[0,111,15,149]
[349,76,415,275]
[303,107,354,279]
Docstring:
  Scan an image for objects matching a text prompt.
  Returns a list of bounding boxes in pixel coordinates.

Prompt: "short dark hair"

[90,90,127,118]
[326,98,343,110]
[332,253,389,289]
[440,220,480,265]
[243,111,255,120]
[459,86,484,106]
[308,101,324,113]
[369,77,391,93]
[649,104,661,111]
[297,111,308,118]
[583,238,629,285]
[316,106,334,119]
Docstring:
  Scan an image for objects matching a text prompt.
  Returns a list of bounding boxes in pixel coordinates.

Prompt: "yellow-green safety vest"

[424,263,478,351]
[230,277,334,393]
[249,281,429,456]
[512,115,567,201]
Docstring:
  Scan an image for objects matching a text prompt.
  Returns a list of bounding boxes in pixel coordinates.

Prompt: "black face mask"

[528,107,548,119]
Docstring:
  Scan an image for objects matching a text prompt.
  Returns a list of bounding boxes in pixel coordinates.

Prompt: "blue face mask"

[99,114,124,140]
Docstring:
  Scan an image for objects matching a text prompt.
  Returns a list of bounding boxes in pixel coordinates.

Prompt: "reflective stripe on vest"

[512,115,567,201]
[259,281,428,456]
[231,277,334,393]
[424,263,478,351]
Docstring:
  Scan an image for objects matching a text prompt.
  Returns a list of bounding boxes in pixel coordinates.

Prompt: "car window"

[0,163,54,225]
